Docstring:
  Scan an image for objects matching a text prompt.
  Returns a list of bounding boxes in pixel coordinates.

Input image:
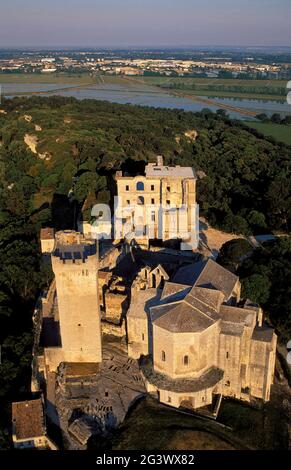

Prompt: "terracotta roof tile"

[12,399,45,440]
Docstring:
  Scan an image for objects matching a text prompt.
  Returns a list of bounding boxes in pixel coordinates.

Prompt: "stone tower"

[52,230,102,364]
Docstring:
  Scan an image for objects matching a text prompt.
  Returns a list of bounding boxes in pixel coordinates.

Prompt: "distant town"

[1,48,291,80]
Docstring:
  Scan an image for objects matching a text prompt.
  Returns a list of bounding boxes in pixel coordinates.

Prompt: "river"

[1,81,290,120]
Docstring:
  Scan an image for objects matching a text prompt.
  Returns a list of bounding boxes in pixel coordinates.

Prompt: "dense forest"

[0,96,291,446]
[217,237,291,342]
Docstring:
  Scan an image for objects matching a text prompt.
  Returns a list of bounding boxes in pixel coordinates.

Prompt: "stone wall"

[52,234,102,365]
[101,320,126,337]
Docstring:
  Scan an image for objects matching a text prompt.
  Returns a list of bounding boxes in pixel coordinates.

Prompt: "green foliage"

[247,211,267,230]
[0,95,290,235]
[217,238,252,271]
[241,274,271,305]
[218,237,291,341]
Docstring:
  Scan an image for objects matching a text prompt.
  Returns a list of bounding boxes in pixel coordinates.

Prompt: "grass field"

[245,121,291,145]
[0,72,95,84]
[131,76,287,102]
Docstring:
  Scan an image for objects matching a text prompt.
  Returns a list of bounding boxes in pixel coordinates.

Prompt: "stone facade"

[115,156,199,250]
[46,231,102,370]
[40,227,55,254]
[128,258,277,410]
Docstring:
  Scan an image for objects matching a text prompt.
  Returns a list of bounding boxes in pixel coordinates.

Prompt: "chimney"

[156,155,164,167]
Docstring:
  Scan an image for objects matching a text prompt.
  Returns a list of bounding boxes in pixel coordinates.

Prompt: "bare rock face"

[184,129,198,141]
[24,134,38,154]
[54,343,146,449]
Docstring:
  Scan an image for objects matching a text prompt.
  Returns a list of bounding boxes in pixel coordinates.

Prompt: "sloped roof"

[172,259,238,300]
[153,301,215,333]
[220,322,244,337]
[184,295,221,322]
[127,288,160,319]
[252,325,275,343]
[187,286,225,312]
[195,259,239,300]
[220,305,256,327]
[172,261,206,285]
[150,301,179,323]
[12,398,45,440]
[160,282,191,302]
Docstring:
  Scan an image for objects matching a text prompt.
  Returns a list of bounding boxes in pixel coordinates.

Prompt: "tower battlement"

[52,230,97,264]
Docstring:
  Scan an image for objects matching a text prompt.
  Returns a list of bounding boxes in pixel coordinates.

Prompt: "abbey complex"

[12,158,276,449]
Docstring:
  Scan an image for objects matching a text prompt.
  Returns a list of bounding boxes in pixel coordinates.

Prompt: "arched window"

[161,350,166,362]
[183,355,189,366]
[136,181,144,191]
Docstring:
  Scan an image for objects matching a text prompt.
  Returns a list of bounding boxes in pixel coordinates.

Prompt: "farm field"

[0,72,95,84]
[131,76,287,101]
[245,121,291,145]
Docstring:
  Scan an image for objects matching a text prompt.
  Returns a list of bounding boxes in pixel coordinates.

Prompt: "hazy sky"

[0,0,290,48]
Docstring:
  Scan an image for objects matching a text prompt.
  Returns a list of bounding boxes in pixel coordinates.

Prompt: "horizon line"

[1,44,291,50]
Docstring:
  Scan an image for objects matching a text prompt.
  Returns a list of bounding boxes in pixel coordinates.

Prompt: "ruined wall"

[104,292,127,319]
[101,320,126,338]
[99,246,126,270]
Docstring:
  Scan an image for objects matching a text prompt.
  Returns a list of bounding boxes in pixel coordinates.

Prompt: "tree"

[217,238,252,271]
[256,113,269,122]
[247,210,267,231]
[241,273,271,305]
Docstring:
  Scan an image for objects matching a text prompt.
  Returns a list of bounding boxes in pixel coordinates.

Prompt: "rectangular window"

[126,185,129,191]
[166,200,170,205]
[151,198,155,204]
[226,352,229,359]
[151,185,155,191]
[168,396,171,403]
[142,333,145,341]
[183,355,189,366]
[151,211,155,222]
[167,186,171,192]
[127,200,130,205]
